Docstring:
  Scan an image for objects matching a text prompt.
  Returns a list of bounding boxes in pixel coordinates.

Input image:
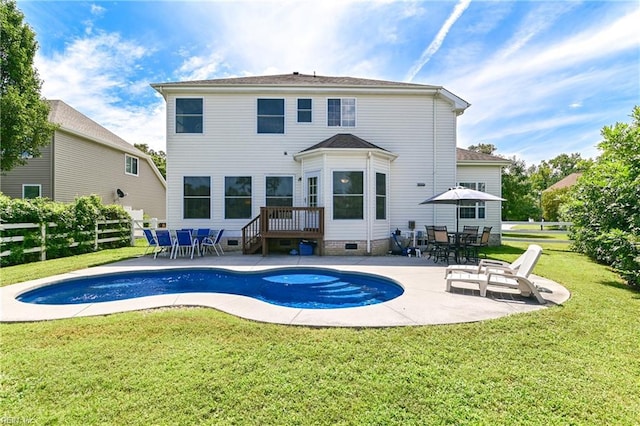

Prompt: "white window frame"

[22,184,41,199]
[297,98,312,123]
[257,98,285,134]
[175,97,204,134]
[332,170,364,220]
[458,182,486,219]
[125,154,139,176]
[265,175,294,207]
[327,98,356,127]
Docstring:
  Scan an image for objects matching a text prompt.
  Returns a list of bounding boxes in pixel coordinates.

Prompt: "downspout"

[432,90,438,225]
[366,151,372,254]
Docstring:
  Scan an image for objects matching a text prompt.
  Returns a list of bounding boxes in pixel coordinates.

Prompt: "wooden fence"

[0,219,133,262]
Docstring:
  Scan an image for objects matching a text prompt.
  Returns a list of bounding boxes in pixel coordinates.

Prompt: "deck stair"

[242,207,324,256]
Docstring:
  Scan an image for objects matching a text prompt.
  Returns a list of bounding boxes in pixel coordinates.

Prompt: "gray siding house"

[152,73,508,254]
[0,100,166,219]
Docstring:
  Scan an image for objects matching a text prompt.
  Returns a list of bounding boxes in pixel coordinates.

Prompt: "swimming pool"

[17,267,404,309]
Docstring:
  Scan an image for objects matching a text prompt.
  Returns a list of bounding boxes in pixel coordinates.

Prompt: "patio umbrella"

[419,186,506,232]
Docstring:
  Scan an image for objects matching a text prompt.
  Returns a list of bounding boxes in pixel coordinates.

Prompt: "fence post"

[94,222,99,251]
[40,223,47,261]
[130,218,135,246]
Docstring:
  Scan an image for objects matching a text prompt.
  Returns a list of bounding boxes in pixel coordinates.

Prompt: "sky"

[17,0,640,165]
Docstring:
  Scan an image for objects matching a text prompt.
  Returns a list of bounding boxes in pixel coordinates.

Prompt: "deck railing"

[242,207,324,255]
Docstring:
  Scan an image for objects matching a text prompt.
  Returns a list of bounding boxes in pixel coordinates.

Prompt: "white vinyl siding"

[163,91,468,243]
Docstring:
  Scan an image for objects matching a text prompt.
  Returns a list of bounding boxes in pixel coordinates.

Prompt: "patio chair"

[424,226,436,259]
[201,229,225,256]
[172,229,199,259]
[142,229,158,256]
[446,244,546,303]
[432,226,453,264]
[153,229,175,259]
[192,228,212,256]
[464,226,492,263]
[444,249,527,277]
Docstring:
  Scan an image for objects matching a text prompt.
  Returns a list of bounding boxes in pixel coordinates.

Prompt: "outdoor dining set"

[142,228,225,259]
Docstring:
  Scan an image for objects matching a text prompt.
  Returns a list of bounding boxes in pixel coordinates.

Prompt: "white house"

[152,73,508,255]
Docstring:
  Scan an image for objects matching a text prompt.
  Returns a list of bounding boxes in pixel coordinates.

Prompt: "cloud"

[405,0,472,82]
[35,31,166,151]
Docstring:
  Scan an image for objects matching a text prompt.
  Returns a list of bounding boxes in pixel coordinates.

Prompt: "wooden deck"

[242,207,325,256]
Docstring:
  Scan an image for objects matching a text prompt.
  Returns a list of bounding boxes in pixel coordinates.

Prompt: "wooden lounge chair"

[445,244,546,303]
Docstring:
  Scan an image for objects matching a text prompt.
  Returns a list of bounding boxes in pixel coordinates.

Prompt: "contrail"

[405,0,472,82]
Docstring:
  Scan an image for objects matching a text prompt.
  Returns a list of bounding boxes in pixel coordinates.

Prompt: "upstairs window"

[257,99,284,134]
[297,98,312,123]
[328,98,355,127]
[176,98,203,133]
[125,154,139,176]
[183,176,210,219]
[458,182,486,219]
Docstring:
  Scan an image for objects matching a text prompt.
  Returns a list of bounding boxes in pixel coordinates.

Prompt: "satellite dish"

[116,188,127,198]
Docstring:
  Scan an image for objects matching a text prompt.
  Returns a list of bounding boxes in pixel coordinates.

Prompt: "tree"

[134,143,166,178]
[0,0,57,172]
[501,156,539,220]
[467,143,497,155]
[565,106,640,287]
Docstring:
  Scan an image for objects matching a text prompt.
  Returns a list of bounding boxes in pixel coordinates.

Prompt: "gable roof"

[544,172,582,192]
[456,148,512,166]
[48,100,166,187]
[153,73,437,88]
[48,100,142,156]
[151,72,470,114]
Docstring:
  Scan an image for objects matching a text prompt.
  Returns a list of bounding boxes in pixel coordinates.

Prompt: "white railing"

[501,221,572,243]
[0,219,134,262]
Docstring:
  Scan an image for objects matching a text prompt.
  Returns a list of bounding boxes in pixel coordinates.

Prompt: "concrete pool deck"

[0,253,571,326]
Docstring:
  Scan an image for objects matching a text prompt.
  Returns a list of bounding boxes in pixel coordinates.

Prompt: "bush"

[565,106,640,287]
[0,193,131,266]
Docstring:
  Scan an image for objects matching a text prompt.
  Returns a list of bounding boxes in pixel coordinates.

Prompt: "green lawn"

[1,243,639,424]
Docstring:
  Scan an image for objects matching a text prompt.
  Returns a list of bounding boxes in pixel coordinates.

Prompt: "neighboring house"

[544,172,582,192]
[0,100,166,219]
[152,73,507,255]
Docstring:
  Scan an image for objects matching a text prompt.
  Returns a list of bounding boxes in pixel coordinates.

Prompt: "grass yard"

[1,243,639,424]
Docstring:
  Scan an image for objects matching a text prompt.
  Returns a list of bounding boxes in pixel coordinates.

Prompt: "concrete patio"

[0,253,571,326]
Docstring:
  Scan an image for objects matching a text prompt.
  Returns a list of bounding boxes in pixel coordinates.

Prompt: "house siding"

[456,165,504,245]
[158,76,488,254]
[54,130,166,218]
[0,140,54,199]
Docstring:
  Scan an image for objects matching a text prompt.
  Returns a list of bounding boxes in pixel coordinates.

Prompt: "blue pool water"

[17,268,404,309]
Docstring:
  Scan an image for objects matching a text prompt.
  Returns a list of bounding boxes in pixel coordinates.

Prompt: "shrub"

[565,106,640,287]
[0,194,131,266]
